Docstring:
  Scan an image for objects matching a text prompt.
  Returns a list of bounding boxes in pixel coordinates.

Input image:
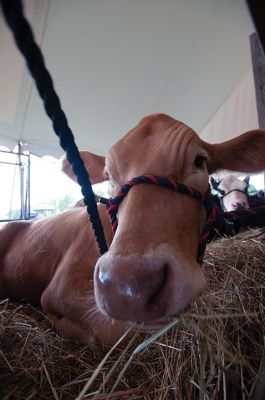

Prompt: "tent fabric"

[200,70,259,144]
[0,0,255,159]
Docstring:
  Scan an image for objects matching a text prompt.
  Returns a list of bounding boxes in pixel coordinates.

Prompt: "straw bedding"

[0,228,264,399]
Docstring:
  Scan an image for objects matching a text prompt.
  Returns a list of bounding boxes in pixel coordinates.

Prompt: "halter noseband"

[217,187,249,212]
[218,188,248,198]
[99,175,219,264]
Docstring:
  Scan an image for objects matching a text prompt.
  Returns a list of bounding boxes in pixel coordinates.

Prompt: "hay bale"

[0,229,264,399]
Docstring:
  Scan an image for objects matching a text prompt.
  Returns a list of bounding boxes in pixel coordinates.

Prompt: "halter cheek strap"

[219,188,248,198]
[99,175,218,264]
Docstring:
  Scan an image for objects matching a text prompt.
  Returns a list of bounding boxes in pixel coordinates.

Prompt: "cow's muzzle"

[94,247,206,323]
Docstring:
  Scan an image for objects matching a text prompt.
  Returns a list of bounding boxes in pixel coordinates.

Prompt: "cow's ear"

[210,177,219,190]
[202,129,265,174]
[244,176,250,185]
[61,151,106,184]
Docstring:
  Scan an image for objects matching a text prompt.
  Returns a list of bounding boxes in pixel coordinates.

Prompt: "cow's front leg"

[46,313,101,352]
[40,252,103,350]
[40,256,129,351]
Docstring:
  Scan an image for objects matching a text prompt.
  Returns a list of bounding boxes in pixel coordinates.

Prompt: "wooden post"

[250,33,265,129]
[250,32,265,187]
[246,0,265,55]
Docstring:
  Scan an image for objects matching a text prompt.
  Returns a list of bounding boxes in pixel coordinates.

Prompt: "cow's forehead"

[120,113,197,144]
[219,176,247,191]
[105,115,206,185]
[106,114,202,171]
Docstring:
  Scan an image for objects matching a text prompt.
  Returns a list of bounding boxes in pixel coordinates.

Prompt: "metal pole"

[18,141,25,219]
[26,153,31,219]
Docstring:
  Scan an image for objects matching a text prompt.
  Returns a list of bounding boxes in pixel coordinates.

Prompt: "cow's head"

[62,113,265,327]
[211,175,250,212]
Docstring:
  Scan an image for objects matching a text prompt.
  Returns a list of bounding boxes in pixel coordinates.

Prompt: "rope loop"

[99,175,218,263]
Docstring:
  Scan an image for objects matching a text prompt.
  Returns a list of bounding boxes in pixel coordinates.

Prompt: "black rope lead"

[1,0,108,255]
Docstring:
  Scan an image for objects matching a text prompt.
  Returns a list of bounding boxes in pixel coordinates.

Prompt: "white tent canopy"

[0,0,258,159]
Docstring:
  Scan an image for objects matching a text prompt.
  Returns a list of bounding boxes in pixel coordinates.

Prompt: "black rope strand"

[1,0,108,254]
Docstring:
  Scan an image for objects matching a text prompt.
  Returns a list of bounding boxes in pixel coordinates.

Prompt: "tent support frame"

[0,144,31,221]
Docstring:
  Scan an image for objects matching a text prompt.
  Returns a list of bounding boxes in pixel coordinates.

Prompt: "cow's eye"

[194,156,205,168]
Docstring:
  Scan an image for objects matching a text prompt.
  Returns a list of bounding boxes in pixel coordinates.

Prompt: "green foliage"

[57,193,75,212]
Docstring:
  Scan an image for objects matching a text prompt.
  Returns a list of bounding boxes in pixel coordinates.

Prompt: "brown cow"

[1,113,265,350]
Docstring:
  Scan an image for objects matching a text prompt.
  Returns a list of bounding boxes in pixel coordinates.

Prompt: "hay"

[0,229,265,399]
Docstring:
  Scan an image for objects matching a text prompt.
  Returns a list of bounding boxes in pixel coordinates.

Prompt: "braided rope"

[100,175,265,264]
[100,175,209,230]
[99,175,217,263]
[1,0,107,254]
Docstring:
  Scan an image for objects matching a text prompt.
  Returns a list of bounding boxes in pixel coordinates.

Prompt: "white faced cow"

[210,175,250,212]
[1,114,265,350]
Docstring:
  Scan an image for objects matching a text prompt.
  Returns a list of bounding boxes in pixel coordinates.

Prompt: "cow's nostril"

[95,256,172,321]
[235,203,245,211]
[147,263,169,306]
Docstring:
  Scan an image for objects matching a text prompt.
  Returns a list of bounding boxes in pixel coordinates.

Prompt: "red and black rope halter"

[100,175,265,264]
[99,175,219,263]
